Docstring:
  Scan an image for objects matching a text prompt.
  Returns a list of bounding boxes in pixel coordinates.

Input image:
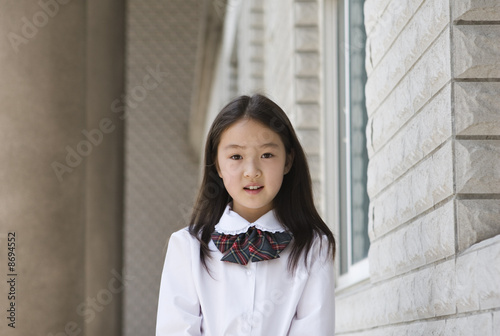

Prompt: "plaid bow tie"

[212,227,292,265]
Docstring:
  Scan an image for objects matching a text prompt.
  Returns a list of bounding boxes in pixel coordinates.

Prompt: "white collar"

[214,204,287,235]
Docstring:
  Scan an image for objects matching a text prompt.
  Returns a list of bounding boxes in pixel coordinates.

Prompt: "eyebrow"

[223,142,280,150]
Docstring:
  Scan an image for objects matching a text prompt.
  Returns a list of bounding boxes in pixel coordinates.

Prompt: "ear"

[284,150,294,175]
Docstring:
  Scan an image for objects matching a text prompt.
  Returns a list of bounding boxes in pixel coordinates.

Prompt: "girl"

[156,94,336,335]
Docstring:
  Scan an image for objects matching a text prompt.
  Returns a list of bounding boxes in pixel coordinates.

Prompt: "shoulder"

[170,227,193,240]
[306,233,334,265]
[167,227,201,252]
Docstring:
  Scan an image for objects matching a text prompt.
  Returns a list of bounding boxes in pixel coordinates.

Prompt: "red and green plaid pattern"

[212,227,292,265]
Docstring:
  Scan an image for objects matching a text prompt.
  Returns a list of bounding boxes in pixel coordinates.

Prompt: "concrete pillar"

[0,1,124,335]
[84,0,125,335]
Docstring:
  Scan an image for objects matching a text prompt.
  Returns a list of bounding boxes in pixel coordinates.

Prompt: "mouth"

[244,185,263,190]
[244,185,264,194]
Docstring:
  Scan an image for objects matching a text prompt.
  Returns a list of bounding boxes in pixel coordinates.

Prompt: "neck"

[232,204,273,223]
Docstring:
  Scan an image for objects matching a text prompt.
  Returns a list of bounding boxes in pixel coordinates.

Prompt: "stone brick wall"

[238,0,265,95]
[291,0,324,210]
[334,0,500,334]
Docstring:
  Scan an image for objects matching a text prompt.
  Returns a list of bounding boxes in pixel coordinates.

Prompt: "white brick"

[250,11,264,27]
[452,0,500,22]
[420,201,455,263]
[367,27,450,128]
[370,201,455,282]
[250,45,264,61]
[444,314,493,336]
[494,311,500,336]
[422,320,446,335]
[296,129,320,155]
[250,59,264,77]
[402,222,426,273]
[454,82,500,136]
[294,103,320,128]
[336,290,360,331]
[366,46,404,112]
[295,77,319,102]
[367,240,386,281]
[366,77,411,155]
[399,263,455,322]
[312,179,322,210]
[307,153,320,180]
[364,0,392,34]
[368,203,375,241]
[250,0,264,11]
[432,260,456,316]
[413,30,451,109]
[379,278,398,325]
[413,266,435,319]
[367,0,448,73]
[367,84,452,196]
[401,324,423,336]
[294,26,319,51]
[294,52,319,76]
[476,242,500,309]
[456,250,480,313]
[342,238,499,335]
[370,141,453,238]
[294,2,318,26]
[389,276,409,322]
[365,0,421,49]
[454,25,500,79]
[249,27,264,44]
[404,0,449,69]
[457,199,500,252]
[455,140,500,194]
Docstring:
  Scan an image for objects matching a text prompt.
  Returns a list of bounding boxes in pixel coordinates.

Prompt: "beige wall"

[122,1,201,335]
[0,0,125,335]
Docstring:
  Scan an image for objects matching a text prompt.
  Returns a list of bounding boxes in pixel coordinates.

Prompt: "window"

[324,0,370,288]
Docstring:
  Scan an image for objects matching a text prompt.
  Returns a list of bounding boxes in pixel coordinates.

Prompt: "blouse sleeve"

[288,236,336,335]
[156,229,202,336]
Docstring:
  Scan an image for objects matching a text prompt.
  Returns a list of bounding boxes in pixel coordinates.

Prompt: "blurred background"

[1,0,499,335]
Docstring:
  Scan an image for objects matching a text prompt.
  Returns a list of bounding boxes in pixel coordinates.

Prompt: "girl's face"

[216,118,292,223]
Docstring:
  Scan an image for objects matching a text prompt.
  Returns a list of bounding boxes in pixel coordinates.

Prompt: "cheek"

[219,162,240,184]
[266,161,287,186]
[220,161,240,175]
[271,172,285,189]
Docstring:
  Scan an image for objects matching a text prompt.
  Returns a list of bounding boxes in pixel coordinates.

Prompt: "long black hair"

[188,94,335,272]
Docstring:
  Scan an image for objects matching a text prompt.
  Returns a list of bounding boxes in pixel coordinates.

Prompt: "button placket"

[245,262,257,335]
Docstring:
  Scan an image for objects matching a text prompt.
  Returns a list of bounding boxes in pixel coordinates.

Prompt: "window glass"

[338,0,370,274]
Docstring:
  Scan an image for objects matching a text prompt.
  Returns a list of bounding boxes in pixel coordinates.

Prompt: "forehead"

[219,118,284,149]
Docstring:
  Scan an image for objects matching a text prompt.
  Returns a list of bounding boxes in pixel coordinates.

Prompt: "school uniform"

[156,205,335,336]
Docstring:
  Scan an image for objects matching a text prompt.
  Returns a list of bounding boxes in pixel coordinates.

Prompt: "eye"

[230,154,242,160]
[261,153,274,159]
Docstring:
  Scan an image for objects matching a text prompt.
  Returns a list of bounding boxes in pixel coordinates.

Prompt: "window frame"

[323,0,370,291]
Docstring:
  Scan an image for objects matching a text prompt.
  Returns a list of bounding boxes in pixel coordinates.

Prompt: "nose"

[243,159,261,179]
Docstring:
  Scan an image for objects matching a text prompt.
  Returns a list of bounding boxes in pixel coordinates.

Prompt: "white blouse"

[156,206,335,336]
